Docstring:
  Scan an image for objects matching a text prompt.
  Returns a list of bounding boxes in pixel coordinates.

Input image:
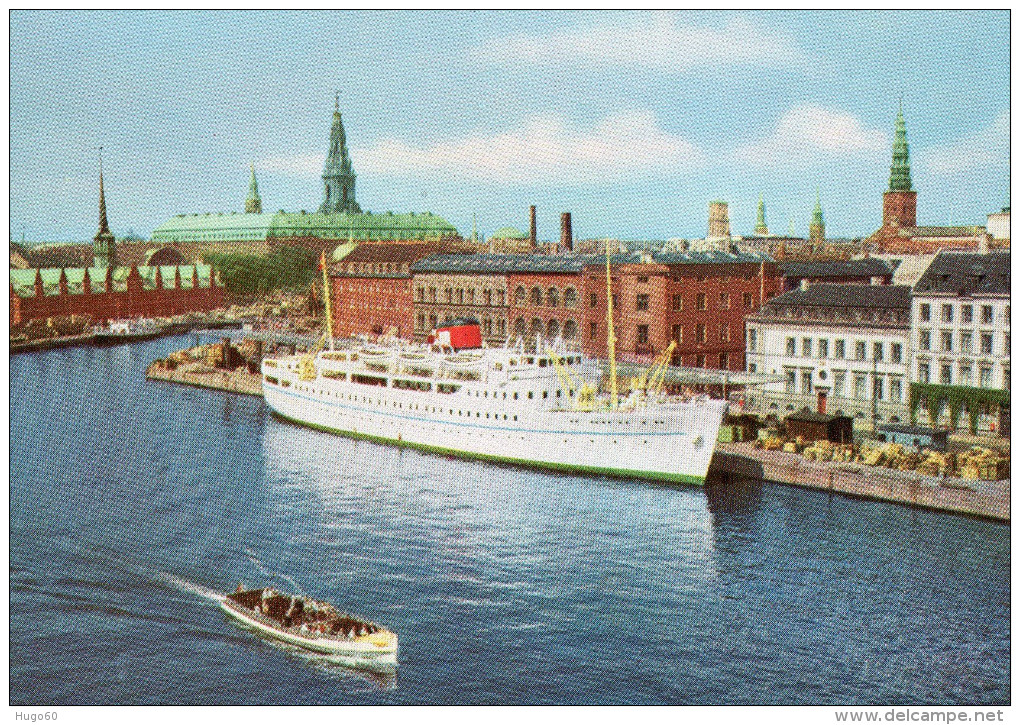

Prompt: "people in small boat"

[236,582,244,594]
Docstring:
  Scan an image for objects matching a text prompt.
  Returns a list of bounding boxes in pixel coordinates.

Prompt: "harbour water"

[10,337,1010,705]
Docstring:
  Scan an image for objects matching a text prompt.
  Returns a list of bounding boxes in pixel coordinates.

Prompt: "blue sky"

[10,10,1010,243]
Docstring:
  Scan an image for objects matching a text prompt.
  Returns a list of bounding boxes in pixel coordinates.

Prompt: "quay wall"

[711,442,1009,522]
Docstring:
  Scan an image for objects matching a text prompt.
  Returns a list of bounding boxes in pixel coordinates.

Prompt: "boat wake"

[156,571,225,604]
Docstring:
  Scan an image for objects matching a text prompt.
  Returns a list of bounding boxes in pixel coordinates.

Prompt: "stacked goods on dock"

[751,433,1010,481]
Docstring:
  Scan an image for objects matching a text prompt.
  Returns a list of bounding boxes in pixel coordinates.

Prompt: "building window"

[719,323,730,342]
[748,363,757,373]
[747,328,756,352]
[959,362,973,386]
[818,339,828,358]
[801,370,813,395]
[833,371,845,398]
[919,330,931,352]
[784,369,796,394]
[696,354,706,368]
[563,320,577,340]
[855,341,867,361]
[696,293,707,311]
[920,303,931,322]
[981,333,993,355]
[515,286,527,306]
[1004,367,1010,389]
[961,331,973,353]
[874,376,885,401]
[941,303,953,323]
[612,294,619,308]
[918,363,930,384]
[979,366,993,388]
[429,287,437,303]
[891,343,902,363]
[590,292,598,308]
[531,287,542,306]
[802,337,812,357]
[415,287,424,302]
[719,292,730,309]
[563,288,577,308]
[940,331,953,353]
[981,305,993,324]
[589,322,597,340]
[720,352,730,370]
[940,364,952,385]
[834,339,845,359]
[483,289,492,306]
[673,324,683,343]
[743,292,753,308]
[854,374,867,400]
[873,342,884,362]
[1005,333,1010,352]
[889,377,902,403]
[786,337,796,356]
[961,304,973,323]
[515,318,526,337]
[672,293,683,311]
[636,294,649,311]
[696,324,707,343]
[547,288,559,308]
[637,325,649,345]
[457,288,465,304]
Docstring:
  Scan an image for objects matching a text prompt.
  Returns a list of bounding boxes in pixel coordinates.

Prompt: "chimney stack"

[528,205,537,249]
[560,212,573,252]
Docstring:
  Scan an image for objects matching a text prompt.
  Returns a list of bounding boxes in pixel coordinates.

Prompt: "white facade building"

[910,250,1010,433]
[745,284,913,423]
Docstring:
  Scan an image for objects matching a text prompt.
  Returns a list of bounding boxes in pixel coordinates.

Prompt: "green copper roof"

[754,194,768,235]
[888,104,913,192]
[811,189,824,227]
[10,264,213,297]
[151,210,458,244]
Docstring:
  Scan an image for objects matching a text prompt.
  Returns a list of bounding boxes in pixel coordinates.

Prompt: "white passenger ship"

[259,250,727,486]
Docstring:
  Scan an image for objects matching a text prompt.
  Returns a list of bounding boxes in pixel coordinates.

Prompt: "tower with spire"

[245,162,263,214]
[809,188,825,242]
[93,149,116,267]
[317,93,361,215]
[881,101,917,229]
[754,193,769,235]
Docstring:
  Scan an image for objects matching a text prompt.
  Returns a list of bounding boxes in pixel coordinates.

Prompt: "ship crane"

[632,340,677,405]
[298,250,335,381]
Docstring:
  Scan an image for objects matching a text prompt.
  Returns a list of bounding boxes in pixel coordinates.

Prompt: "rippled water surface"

[9,337,1010,705]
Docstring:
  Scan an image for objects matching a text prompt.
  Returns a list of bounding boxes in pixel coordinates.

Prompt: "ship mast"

[605,238,618,409]
[321,249,335,350]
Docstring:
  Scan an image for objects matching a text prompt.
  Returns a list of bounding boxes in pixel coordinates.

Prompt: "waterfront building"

[329,242,443,339]
[581,250,781,371]
[778,258,892,291]
[10,164,224,328]
[744,284,913,423]
[909,250,1010,434]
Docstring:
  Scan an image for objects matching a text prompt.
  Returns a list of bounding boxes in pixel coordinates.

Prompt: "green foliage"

[204,246,319,295]
[908,382,1009,430]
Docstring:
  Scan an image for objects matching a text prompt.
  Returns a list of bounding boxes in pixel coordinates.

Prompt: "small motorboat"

[221,585,398,664]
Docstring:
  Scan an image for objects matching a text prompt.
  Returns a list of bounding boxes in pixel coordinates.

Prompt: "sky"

[9,10,1011,243]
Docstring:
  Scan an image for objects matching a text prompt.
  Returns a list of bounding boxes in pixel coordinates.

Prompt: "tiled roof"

[913,251,1010,296]
[412,253,596,274]
[763,283,912,311]
[897,225,984,238]
[778,258,893,279]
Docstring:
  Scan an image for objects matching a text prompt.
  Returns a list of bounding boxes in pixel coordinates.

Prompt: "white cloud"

[472,13,808,72]
[263,111,704,186]
[921,111,1009,175]
[734,105,887,167]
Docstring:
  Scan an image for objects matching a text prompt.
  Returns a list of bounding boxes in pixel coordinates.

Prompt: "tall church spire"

[888,101,913,192]
[754,193,769,235]
[93,148,116,267]
[245,162,262,214]
[318,94,361,214]
[809,188,825,242]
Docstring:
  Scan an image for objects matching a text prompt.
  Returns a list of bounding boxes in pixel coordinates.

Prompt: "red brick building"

[581,251,782,371]
[328,243,442,338]
[10,264,225,328]
[507,270,584,343]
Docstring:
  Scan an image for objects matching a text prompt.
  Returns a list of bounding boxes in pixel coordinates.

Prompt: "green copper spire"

[93,148,116,267]
[245,162,262,214]
[888,102,913,192]
[318,93,361,214]
[754,193,768,235]
[808,188,825,242]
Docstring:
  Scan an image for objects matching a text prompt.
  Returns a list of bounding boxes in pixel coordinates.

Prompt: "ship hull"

[263,379,724,486]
